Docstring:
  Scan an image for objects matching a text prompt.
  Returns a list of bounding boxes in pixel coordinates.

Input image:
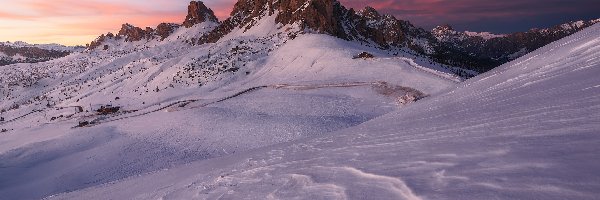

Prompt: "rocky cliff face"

[195,0,351,44]
[195,0,434,55]
[156,23,181,40]
[118,24,153,42]
[87,1,216,49]
[347,6,435,52]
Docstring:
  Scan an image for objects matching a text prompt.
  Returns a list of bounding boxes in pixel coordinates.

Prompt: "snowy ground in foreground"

[39,25,600,199]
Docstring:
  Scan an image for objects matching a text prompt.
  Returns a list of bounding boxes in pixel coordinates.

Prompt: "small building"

[96,105,120,115]
[353,52,375,59]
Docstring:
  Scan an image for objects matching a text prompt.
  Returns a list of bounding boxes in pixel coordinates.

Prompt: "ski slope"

[43,24,600,200]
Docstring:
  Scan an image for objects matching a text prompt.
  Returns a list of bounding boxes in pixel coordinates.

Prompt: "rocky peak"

[183,1,219,28]
[357,6,380,19]
[195,0,437,55]
[432,25,455,35]
[156,23,181,40]
[197,0,349,44]
[118,23,153,42]
[277,0,347,38]
[226,0,345,32]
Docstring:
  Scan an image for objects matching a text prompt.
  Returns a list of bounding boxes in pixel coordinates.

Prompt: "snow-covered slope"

[45,23,600,200]
[1,0,598,198]
[0,13,462,199]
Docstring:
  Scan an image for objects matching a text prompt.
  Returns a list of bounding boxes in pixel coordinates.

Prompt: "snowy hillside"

[0,7,461,200]
[43,23,600,200]
[1,0,598,199]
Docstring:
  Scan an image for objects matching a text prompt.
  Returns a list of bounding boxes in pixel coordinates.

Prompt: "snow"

[1,15,599,200]
[0,15,460,199]
[11,53,26,60]
[464,31,505,39]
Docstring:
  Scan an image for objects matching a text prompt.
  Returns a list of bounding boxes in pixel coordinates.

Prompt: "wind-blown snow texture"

[37,23,600,200]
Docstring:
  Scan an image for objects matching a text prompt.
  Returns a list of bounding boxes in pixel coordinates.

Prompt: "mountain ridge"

[84,0,598,74]
[432,19,600,72]
[0,41,83,66]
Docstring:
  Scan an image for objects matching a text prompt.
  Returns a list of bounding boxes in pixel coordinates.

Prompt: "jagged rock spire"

[183,1,219,28]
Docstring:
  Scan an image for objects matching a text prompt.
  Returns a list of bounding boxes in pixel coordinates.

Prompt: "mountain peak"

[434,24,454,32]
[196,0,348,44]
[183,1,218,28]
[357,6,380,19]
[118,23,151,42]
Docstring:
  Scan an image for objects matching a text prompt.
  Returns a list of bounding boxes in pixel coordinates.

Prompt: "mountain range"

[86,0,599,74]
[0,41,83,66]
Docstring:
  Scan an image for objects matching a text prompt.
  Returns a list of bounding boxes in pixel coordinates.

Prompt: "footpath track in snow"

[392,57,463,83]
[0,110,42,126]
[82,81,425,127]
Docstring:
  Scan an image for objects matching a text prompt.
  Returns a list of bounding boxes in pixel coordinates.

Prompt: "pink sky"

[0,0,211,45]
[1,0,597,46]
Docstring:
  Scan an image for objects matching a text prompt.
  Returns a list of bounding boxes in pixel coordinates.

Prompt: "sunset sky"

[0,0,598,46]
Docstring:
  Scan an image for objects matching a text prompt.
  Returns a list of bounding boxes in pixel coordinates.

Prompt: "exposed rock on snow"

[182,1,219,28]
[155,23,181,40]
[118,24,153,42]
[82,0,593,75]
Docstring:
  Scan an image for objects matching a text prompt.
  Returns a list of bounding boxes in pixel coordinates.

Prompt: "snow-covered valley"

[1,0,599,199]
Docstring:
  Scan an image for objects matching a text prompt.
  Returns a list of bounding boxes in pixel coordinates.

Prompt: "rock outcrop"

[183,1,219,28]
[195,0,435,54]
[156,23,181,40]
[88,1,218,49]
[196,0,345,44]
[118,24,153,42]
[84,0,599,74]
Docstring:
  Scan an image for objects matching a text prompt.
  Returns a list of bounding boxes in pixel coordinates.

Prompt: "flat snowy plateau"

[1,22,599,199]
